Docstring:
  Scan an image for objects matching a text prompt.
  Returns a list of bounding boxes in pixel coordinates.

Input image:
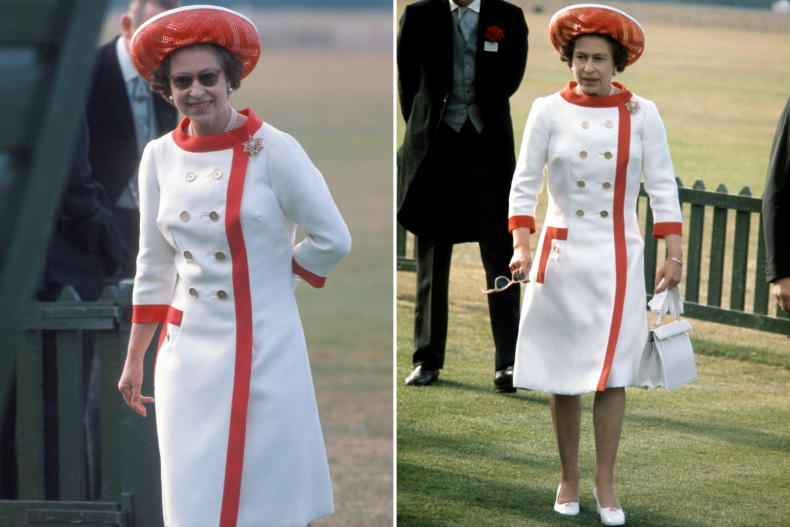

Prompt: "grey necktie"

[131,76,151,150]
[456,6,472,42]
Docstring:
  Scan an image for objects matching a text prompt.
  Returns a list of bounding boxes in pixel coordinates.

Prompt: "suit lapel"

[434,0,454,93]
[152,95,175,136]
[475,0,493,88]
[100,37,137,143]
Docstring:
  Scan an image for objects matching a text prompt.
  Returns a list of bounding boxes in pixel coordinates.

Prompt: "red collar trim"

[172,108,263,153]
[560,82,633,108]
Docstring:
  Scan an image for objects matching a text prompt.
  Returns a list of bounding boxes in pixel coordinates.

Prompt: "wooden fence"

[397,148,790,334]
[0,281,163,526]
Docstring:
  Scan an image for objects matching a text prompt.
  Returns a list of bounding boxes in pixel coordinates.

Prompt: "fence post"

[116,280,164,527]
[685,180,707,303]
[729,187,752,311]
[16,332,43,500]
[707,184,728,307]
[100,286,125,503]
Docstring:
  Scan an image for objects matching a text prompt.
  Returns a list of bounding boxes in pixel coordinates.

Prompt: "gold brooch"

[242,136,263,156]
[625,100,640,114]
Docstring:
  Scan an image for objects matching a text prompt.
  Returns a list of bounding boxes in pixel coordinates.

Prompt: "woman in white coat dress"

[508,6,682,525]
[116,7,351,527]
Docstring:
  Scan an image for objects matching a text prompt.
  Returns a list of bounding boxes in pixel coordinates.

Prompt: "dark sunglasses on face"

[169,70,222,90]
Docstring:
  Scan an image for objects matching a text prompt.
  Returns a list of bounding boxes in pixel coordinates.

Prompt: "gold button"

[184,250,192,260]
[580,151,588,159]
[604,151,613,159]
[581,121,589,129]
[601,210,609,218]
[554,245,559,253]
[209,211,219,222]
[576,209,584,217]
[189,287,198,297]
[577,180,585,188]
[186,172,196,182]
[605,121,614,128]
[603,182,611,189]
[215,251,226,261]
[212,169,222,180]
[180,211,189,221]
[217,290,227,300]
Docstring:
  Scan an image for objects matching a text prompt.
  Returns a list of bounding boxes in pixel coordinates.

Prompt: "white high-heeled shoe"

[593,487,625,526]
[553,484,579,516]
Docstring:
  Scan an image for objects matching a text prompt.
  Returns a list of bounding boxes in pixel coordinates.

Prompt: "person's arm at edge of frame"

[763,95,790,312]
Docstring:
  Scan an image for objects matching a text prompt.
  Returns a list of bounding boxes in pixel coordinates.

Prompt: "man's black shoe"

[405,366,439,386]
[495,366,516,393]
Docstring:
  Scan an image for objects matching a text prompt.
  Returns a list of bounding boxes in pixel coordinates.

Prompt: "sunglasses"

[169,70,222,91]
[482,269,529,294]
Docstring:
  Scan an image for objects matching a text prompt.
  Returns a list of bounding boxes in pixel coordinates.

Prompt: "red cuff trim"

[509,216,536,234]
[653,222,683,239]
[292,258,327,289]
[132,304,169,323]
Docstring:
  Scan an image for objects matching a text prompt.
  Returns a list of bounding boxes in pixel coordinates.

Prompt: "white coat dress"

[508,83,682,395]
[132,110,351,527]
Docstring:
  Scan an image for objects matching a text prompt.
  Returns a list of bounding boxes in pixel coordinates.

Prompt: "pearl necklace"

[188,107,237,136]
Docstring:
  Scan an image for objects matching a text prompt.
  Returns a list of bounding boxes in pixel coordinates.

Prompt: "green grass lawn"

[397,3,790,526]
[398,249,790,526]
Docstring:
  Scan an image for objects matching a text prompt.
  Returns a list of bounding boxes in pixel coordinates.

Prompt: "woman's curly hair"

[559,34,628,74]
[149,43,244,103]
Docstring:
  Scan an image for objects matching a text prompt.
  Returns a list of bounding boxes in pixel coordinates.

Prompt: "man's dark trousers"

[412,121,519,373]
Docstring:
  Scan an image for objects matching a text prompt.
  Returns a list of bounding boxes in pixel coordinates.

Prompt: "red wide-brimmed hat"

[549,4,645,66]
[131,5,260,81]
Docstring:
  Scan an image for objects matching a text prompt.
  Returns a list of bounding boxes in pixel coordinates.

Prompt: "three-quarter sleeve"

[268,132,351,288]
[641,100,683,238]
[509,97,550,233]
[132,145,177,322]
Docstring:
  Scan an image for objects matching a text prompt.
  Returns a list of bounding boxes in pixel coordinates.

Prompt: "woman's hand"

[118,321,158,417]
[118,359,154,417]
[654,234,683,293]
[509,227,533,278]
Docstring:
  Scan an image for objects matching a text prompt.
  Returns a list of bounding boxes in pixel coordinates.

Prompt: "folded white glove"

[648,278,683,326]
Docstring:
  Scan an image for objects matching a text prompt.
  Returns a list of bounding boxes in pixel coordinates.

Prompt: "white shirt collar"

[449,0,481,13]
[116,36,142,84]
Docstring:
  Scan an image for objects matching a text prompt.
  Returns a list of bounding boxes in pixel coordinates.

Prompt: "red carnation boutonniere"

[483,26,503,52]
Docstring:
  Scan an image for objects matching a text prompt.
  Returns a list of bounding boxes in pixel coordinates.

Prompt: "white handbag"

[636,284,698,391]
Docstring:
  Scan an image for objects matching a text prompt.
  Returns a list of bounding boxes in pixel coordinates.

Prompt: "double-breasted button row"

[183,250,226,261]
[188,287,228,300]
[576,209,610,218]
[179,210,221,222]
[185,169,223,182]
[579,150,613,159]
[184,250,227,262]
[580,120,614,128]
[576,180,613,189]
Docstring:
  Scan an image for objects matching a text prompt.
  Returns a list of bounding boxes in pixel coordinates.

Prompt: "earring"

[168,95,173,100]
[228,87,233,94]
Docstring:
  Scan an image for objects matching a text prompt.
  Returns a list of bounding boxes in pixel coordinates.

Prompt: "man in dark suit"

[86,0,179,281]
[397,0,528,391]
[764,94,790,312]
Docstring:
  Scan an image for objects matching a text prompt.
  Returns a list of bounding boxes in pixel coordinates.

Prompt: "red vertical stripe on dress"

[219,144,253,527]
[597,104,631,392]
